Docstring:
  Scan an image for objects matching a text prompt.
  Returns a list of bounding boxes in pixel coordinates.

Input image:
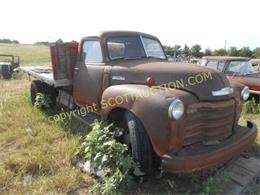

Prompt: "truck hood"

[231,72,260,91]
[110,60,232,101]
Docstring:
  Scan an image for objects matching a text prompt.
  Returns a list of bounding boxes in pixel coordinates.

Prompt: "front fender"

[100,84,198,156]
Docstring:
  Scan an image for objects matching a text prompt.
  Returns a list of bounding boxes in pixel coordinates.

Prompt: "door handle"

[74,67,80,71]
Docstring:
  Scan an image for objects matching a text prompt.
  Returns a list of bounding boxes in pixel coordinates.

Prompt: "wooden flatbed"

[18,66,72,87]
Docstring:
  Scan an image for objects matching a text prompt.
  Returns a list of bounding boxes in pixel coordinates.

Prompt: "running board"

[73,112,101,127]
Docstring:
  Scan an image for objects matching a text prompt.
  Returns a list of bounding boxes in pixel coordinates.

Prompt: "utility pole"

[224,40,227,51]
[174,44,177,59]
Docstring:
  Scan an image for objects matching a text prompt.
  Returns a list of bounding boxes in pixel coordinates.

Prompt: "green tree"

[0,39,20,44]
[173,44,182,57]
[213,48,227,56]
[183,44,190,57]
[204,48,212,56]
[227,47,239,56]
[163,45,174,56]
[239,47,253,57]
[55,39,64,44]
[252,47,260,58]
[191,44,202,57]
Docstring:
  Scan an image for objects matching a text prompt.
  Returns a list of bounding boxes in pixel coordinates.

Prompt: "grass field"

[0,44,50,66]
[0,43,259,194]
[0,78,94,194]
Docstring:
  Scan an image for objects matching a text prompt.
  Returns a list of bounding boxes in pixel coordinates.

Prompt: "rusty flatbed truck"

[20,31,257,174]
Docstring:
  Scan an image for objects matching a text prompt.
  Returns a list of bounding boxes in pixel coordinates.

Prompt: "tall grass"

[0,43,50,66]
[0,79,92,194]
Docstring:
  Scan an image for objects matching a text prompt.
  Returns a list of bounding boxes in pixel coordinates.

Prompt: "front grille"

[183,99,235,146]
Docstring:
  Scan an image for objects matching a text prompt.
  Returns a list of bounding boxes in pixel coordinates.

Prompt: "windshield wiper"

[112,56,164,61]
[111,56,143,60]
[142,56,165,60]
[125,56,143,60]
[111,57,125,60]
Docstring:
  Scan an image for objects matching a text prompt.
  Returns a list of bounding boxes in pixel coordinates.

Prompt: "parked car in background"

[0,54,20,79]
[201,56,260,102]
[189,58,201,64]
[251,59,260,72]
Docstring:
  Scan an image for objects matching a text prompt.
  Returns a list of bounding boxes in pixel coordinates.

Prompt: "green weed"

[81,121,143,194]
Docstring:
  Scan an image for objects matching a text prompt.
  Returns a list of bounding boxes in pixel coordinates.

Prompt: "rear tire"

[30,80,57,108]
[124,111,155,175]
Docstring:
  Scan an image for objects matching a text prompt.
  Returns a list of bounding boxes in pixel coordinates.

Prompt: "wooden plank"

[222,157,260,195]
[229,165,255,186]
[235,157,260,174]
[223,179,244,195]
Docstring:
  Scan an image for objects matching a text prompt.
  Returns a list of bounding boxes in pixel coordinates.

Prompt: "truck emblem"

[112,76,125,81]
[212,87,234,96]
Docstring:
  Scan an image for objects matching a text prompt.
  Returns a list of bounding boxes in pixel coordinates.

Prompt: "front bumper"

[249,89,260,96]
[162,121,257,173]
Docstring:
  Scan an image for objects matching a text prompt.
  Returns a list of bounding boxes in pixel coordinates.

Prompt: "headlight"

[241,86,250,100]
[168,98,184,120]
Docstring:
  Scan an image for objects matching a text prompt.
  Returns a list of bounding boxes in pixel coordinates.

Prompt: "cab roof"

[251,59,260,64]
[82,31,160,41]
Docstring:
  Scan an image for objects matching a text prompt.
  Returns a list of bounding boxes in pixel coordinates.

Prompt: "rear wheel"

[124,111,157,175]
[30,80,57,108]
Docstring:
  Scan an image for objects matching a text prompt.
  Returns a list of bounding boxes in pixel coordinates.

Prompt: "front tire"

[124,111,154,175]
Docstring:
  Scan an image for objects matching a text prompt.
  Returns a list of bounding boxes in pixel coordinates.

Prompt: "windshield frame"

[224,60,258,75]
[106,35,167,61]
[140,35,167,60]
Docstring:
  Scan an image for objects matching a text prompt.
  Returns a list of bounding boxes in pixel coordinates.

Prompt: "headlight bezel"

[241,86,250,100]
[168,98,185,120]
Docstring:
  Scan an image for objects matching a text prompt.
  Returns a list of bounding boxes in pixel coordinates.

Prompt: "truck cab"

[0,54,19,79]
[22,31,257,174]
[73,31,167,109]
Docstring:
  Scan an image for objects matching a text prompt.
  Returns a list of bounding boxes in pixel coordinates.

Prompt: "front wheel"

[124,111,156,175]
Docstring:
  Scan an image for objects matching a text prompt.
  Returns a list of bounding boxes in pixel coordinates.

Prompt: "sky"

[0,0,259,50]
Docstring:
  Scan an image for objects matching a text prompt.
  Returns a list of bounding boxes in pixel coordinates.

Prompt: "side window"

[206,60,218,70]
[81,40,102,63]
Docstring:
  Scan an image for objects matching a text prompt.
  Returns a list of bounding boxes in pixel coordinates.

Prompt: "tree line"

[1,37,259,58]
[164,44,260,58]
[0,39,19,44]
[34,39,64,46]
[0,38,64,46]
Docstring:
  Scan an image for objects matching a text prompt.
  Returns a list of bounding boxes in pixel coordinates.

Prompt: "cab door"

[73,39,105,108]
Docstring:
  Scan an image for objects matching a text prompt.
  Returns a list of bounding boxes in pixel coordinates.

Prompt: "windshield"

[225,60,258,75]
[107,36,166,60]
